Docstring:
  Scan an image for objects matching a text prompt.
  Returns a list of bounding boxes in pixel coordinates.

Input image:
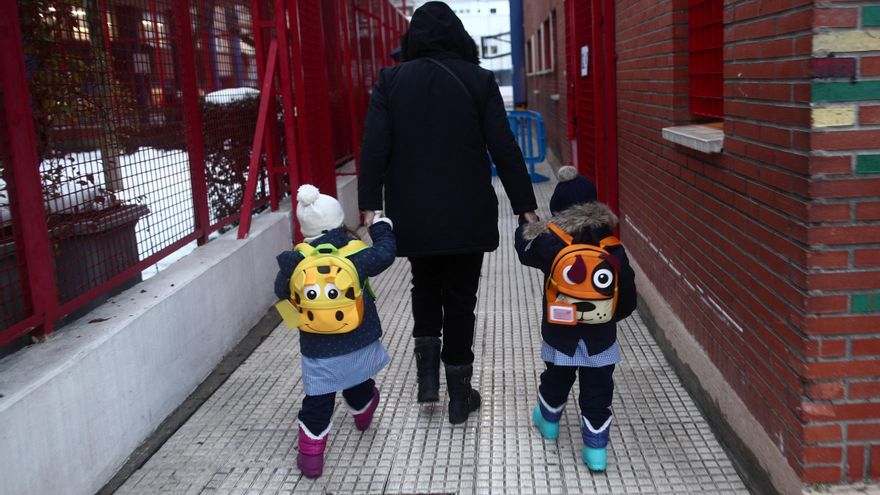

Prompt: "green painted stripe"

[865,6,880,27]
[813,81,880,102]
[851,294,880,313]
[856,155,880,174]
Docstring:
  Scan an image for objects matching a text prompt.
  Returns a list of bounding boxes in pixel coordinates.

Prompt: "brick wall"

[805,2,880,484]
[523,0,571,166]
[617,0,880,487]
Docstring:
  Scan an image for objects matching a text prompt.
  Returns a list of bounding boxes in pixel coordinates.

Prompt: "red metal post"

[0,2,59,337]
[288,0,312,186]
[565,0,577,142]
[174,0,211,244]
[338,0,361,170]
[248,0,281,211]
[274,0,301,202]
[237,39,278,239]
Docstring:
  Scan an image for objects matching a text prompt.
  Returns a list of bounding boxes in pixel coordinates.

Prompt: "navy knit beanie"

[549,166,598,213]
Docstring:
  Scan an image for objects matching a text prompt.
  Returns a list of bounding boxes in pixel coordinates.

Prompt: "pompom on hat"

[296,184,345,238]
[549,166,598,214]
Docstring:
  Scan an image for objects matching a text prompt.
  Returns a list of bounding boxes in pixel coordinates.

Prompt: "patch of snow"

[205,87,259,105]
[41,147,195,279]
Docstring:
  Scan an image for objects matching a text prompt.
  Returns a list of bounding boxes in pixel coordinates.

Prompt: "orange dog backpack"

[545,223,621,326]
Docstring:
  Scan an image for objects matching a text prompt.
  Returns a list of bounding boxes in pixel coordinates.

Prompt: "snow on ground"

[40,147,199,280]
[204,87,259,105]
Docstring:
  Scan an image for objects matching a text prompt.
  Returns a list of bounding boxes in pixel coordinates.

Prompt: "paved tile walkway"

[118,164,751,494]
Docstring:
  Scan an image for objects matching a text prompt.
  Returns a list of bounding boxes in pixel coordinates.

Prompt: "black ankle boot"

[414,337,441,402]
[445,364,481,424]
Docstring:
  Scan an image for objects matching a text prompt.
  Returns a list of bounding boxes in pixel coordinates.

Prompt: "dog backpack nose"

[575,301,596,312]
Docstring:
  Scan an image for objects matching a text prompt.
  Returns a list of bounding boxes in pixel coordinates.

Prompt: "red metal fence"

[0,0,405,348]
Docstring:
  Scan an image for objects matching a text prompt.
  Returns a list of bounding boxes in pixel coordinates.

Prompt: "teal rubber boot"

[581,416,611,472]
[582,446,607,472]
[532,404,560,440]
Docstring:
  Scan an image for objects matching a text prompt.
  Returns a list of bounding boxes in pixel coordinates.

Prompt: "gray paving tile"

[118,163,750,494]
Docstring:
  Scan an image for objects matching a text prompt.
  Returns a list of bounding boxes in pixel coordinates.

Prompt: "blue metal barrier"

[491,110,548,183]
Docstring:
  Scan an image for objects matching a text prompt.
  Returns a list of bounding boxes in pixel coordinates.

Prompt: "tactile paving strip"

[118,163,749,494]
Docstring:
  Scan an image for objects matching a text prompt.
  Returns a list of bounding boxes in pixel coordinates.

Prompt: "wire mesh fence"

[0,0,405,349]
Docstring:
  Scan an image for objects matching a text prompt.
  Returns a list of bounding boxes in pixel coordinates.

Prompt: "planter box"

[0,204,149,334]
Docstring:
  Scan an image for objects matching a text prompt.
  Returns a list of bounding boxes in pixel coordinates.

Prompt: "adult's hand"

[361,210,376,227]
[521,211,540,223]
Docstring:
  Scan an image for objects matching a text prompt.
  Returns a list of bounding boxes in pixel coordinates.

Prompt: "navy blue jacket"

[514,203,637,356]
[274,222,396,358]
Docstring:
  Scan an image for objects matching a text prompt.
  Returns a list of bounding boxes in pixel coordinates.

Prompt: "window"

[71,8,90,41]
[688,0,723,119]
[106,10,118,41]
[213,6,233,78]
[526,37,534,74]
[140,11,167,47]
[490,8,497,14]
[542,12,554,72]
[527,13,555,75]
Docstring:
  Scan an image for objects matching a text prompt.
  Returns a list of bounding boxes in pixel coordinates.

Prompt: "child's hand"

[371,211,393,229]
[361,210,383,227]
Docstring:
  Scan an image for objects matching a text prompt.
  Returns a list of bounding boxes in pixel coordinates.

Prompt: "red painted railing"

[0,0,405,348]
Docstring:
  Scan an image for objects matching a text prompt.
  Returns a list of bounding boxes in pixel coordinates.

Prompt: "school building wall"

[523,0,571,167]
[613,0,880,490]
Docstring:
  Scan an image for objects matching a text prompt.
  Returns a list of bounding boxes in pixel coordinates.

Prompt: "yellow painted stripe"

[814,31,880,53]
[811,106,856,128]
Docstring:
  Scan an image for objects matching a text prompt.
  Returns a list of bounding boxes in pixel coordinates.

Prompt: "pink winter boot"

[349,387,380,431]
[297,423,329,478]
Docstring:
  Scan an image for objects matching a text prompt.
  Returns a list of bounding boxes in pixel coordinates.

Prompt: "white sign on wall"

[580,45,589,77]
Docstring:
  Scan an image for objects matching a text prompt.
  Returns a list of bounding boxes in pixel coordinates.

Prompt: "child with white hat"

[274,184,395,478]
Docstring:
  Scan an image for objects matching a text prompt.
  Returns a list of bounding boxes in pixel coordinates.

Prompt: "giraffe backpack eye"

[281,241,373,334]
[545,223,621,326]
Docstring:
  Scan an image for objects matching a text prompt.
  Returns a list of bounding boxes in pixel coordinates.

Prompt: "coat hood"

[401,2,479,63]
[521,202,618,241]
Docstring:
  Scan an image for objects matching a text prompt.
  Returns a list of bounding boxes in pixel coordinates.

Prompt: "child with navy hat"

[514,166,637,471]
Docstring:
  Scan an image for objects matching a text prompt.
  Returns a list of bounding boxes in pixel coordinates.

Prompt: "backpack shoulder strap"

[294,243,316,256]
[598,236,621,249]
[338,239,369,258]
[547,223,573,246]
[337,240,375,298]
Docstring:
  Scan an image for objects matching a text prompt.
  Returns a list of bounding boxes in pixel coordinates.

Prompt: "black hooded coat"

[357,2,537,257]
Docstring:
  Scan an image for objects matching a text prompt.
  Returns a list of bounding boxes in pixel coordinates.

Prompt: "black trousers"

[538,362,615,427]
[408,253,484,366]
[298,378,374,434]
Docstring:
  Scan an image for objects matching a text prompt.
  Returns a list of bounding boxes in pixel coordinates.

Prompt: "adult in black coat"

[358,1,538,424]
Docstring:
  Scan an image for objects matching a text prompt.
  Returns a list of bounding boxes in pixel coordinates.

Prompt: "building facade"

[523,0,880,491]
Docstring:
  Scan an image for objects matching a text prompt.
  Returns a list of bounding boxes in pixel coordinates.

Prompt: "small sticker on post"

[580,46,589,77]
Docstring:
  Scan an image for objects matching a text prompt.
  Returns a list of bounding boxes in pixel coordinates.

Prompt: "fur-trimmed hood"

[521,202,617,241]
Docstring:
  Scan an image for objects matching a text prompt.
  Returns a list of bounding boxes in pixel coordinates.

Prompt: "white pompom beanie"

[296,184,345,238]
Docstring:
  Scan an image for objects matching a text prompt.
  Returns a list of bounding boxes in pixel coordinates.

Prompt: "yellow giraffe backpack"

[275,240,371,333]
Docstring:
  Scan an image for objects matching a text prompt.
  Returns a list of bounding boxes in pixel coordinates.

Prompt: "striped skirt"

[301,339,390,396]
[540,340,620,368]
